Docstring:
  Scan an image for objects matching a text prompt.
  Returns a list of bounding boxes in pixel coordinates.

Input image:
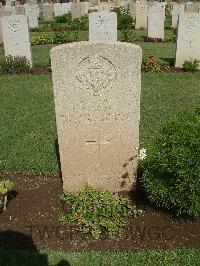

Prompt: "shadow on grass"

[160,57,175,66]
[0,230,70,265]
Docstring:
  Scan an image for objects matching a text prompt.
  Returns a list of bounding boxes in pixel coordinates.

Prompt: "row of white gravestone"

[1,4,39,29]
[135,1,166,30]
[172,3,200,28]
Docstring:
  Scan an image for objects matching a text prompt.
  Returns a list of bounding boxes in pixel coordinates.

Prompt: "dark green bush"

[41,22,63,32]
[183,58,200,72]
[166,27,177,42]
[59,186,141,239]
[120,29,136,42]
[140,107,200,217]
[113,7,134,30]
[0,56,31,74]
[54,13,72,23]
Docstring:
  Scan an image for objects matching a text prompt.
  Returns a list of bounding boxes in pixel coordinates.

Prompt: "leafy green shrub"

[142,54,161,72]
[0,56,31,74]
[166,27,177,42]
[183,58,200,72]
[59,186,141,239]
[30,27,40,32]
[70,16,89,31]
[140,107,200,217]
[54,13,71,23]
[52,32,68,44]
[120,29,136,42]
[113,7,134,30]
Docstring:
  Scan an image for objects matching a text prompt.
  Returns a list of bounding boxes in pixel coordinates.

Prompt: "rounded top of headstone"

[50,41,142,55]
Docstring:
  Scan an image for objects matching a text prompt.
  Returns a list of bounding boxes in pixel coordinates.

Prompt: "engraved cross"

[85,131,110,152]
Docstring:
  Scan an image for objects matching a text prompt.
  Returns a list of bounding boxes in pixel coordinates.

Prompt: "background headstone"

[135,0,148,29]
[43,4,54,21]
[62,2,72,14]
[172,4,185,27]
[71,2,81,18]
[80,1,90,17]
[27,5,38,28]
[16,5,25,15]
[1,15,32,65]
[54,3,63,17]
[175,13,200,68]
[51,42,142,192]
[89,11,117,41]
[0,10,10,44]
[148,4,165,40]
[185,3,199,13]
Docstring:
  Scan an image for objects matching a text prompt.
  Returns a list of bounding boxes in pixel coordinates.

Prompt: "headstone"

[80,1,90,16]
[32,4,40,18]
[71,2,81,18]
[27,5,38,28]
[98,2,110,12]
[135,0,148,29]
[50,42,142,192]
[16,5,25,15]
[129,0,136,20]
[1,15,32,66]
[43,4,54,21]
[54,3,63,17]
[24,3,30,15]
[147,1,157,8]
[4,4,12,12]
[148,4,165,40]
[89,11,117,41]
[10,6,16,15]
[185,3,199,13]
[62,2,72,14]
[171,4,185,27]
[175,13,200,68]
[0,10,10,44]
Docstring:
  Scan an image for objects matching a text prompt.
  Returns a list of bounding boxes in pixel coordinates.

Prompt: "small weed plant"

[183,58,200,72]
[0,180,14,211]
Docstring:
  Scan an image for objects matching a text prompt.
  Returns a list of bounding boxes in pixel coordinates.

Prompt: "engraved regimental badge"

[76,55,116,96]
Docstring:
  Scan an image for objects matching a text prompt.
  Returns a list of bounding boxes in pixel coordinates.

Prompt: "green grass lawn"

[0,249,200,266]
[0,26,176,68]
[0,41,176,69]
[0,73,199,173]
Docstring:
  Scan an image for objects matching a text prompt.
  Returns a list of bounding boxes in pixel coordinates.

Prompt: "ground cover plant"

[59,186,142,239]
[0,179,14,212]
[183,58,200,72]
[0,56,31,74]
